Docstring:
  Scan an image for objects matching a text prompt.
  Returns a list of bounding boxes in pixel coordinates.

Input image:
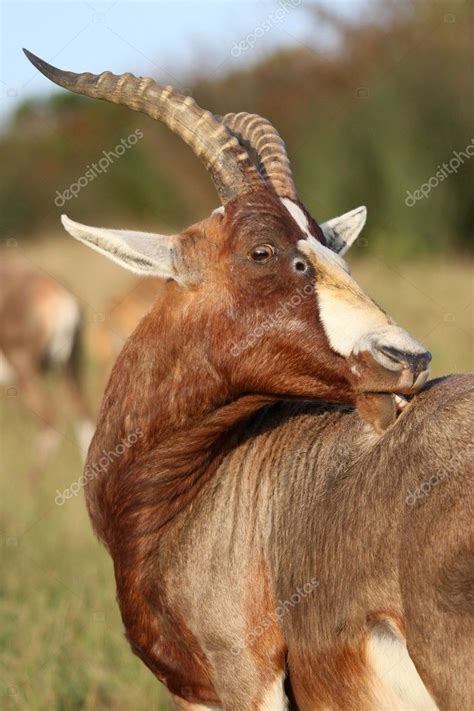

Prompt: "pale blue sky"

[0,0,366,128]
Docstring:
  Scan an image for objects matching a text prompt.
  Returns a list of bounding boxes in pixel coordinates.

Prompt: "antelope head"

[25,50,431,432]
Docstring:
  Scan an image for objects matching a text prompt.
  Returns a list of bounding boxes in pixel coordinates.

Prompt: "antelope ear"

[320,206,367,256]
[61,215,191,283]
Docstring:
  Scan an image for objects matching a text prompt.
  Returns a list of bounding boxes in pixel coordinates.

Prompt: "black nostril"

[377,345,432,375]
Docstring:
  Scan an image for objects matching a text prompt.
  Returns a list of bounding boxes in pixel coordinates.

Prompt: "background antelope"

[93,277,165,365]
[23,47,472,711]
[0,259,94,477]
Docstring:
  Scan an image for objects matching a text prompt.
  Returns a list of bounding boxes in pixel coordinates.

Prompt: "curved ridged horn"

[23,49,262,204]
[222,112,297,200]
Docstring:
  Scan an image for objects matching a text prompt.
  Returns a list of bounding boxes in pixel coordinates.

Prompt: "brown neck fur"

[85,280,279,555]
[84,196,355,555]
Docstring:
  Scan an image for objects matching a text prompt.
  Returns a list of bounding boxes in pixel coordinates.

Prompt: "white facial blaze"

[314,293,391,358]
[280,198,350,272]
[280,198,427,361]
[280,198,313,238]
[281,198,390,356]
[298,237,391,356]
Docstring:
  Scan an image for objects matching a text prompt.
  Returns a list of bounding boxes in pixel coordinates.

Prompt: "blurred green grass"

[1,408,170,710]
[0,236,472,710]
[2,0,473,258]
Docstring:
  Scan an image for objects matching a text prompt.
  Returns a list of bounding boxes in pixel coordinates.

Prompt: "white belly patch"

[367,626,438,710]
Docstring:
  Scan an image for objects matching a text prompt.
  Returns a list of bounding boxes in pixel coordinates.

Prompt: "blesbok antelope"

[0,259,94,476]
[25,49,473,710]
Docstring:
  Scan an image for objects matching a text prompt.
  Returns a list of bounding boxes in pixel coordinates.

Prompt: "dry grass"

[1,234,472,709]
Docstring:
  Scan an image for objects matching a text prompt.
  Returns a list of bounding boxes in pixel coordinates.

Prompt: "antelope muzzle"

[347,325,432,396]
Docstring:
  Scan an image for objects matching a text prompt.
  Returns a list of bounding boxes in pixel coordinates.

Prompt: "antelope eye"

[248,243,275,263]
[293,258,308,273]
